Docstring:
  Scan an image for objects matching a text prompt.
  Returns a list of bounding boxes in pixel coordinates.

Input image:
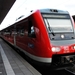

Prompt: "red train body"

[1,8,75,68]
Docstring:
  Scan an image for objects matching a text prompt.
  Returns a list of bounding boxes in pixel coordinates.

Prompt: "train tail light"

[52,47,61,52]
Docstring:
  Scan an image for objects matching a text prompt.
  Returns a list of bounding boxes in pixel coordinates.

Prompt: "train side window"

[16,28,25,36]
[28,21,36,38]
[17,28,24,36]
[20,29,25,36]
[4,29,10,35]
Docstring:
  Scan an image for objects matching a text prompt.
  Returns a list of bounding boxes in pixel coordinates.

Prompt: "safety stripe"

[17,46,52,63]
[25,51,52,63]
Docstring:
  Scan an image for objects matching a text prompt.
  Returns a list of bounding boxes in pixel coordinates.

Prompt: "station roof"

[0,0,16,24]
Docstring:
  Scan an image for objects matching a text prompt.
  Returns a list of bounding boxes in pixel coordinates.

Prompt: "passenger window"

[20,29,25,36]
[4,29,10,35]
[28,21,36,38]
[17,28,25,36]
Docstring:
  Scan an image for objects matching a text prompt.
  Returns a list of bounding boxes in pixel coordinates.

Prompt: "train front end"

[40,9,75,67]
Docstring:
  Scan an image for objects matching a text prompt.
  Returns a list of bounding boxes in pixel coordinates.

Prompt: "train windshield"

[42,14,73,33]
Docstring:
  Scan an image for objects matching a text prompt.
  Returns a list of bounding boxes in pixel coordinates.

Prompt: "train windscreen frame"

[42,14,73,33]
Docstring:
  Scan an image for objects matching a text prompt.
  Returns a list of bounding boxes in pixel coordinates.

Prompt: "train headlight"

[52,47,61,52]
[73,46,75,49]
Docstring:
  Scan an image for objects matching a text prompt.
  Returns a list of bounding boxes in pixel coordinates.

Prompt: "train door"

[16,21,27,50]
[16,27,23,45]
[27,20,36,55]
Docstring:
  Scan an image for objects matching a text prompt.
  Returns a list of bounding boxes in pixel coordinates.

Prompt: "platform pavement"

[0,39,41,75]
[0,51,7,75]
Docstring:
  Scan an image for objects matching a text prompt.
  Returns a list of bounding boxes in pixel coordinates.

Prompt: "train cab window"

[28,21,36,38]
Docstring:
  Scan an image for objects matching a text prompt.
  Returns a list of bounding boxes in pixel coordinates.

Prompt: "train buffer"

[0,39,41,75]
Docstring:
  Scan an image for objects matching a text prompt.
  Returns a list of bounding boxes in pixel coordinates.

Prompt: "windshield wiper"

[45,18,55,36]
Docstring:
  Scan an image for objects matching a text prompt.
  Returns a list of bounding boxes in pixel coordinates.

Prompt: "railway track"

[40,69,75,75]
[57,69,75,75]
[65,68,75,75]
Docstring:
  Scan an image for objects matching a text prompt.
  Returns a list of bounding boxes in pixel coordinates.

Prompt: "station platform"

[0,39,41,75]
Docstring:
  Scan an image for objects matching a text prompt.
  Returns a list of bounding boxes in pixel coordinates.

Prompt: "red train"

[1,8,75,68]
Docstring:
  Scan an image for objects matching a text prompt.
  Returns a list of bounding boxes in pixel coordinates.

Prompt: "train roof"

[15,8,69,21]
[0,8,69,31]
[40,8,68,14]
